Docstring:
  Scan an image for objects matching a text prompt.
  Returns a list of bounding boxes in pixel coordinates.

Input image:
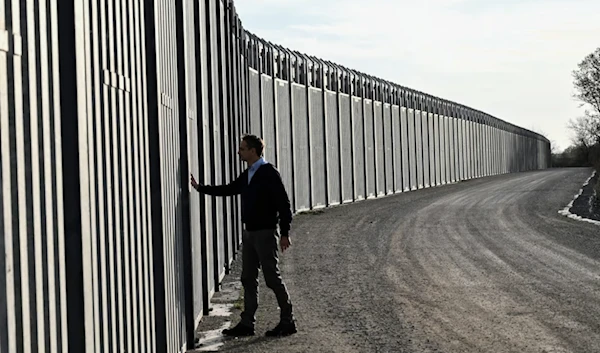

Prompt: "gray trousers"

[240,229,294,327]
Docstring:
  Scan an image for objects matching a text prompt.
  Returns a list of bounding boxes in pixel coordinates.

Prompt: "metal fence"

[0,0,550,352]
[243,32,550,213]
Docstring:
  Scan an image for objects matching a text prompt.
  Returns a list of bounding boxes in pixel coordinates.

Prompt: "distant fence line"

[0,1,549,353]
[241,30,549,210]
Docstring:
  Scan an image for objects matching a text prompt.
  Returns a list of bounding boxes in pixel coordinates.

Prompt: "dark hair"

[242,134,265,157]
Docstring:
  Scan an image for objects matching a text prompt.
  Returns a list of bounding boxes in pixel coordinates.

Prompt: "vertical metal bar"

[455,106,460,181]
[483,116,487,176]
[58,0,94,350]
[397,86,404,192]
[458,106,464,182]
[287,50,296,211]
[383,84,391,194]
[229,10,237,250]
[319,60,329,206]
[87,0,103,350]
[471,110,479,175]
[303,54,313,208]
[433,100,439,186]
[14,1,33,351]
[416,93,423,188]
[215,0,230,279]
[335,65,343,203]
[138,0,156,349]
[272,46,279,172]
[491,122,495,175]
[475,113,479,177]
[410,90,415,189]
[441,102,448,184]
[233,15,239,253]
[48,0,69,350]
[459,106,464,179]
[371,79,379,196]
[430,99,436,186]
[460,106,473,180]
[380,82,386,195]
[143,0,167,348]
[257,38,264,137]
[26,0,47,350]
[444,103,450,183]
[473,111,478,177]
[39,1,56,349]
[360,74,368,197]
[449,104,456,183]
[478,113,483,177]
[496,123,500,175]
[126,0,139,349]
[463,108,469,179]
[462,107,467,181]
[105,0,120,349]
[400,88,409,191]
[408,89,416,189]
[113,0,128,348]
[8,3,26,350]
[223,2,233,274]
[420,93,428,188]
[425,96,432,186]
[135,0,155,349]
[483,115,487,176]
[446,104,452,182]
[390,85,397,193]
[174,0,195,346]
[487,118,492,176]
[0,1,17,352]
[193,0,210,318]
[205,0,222,298]
[348,71,356,200]
[456,107,460,181]
[120,0,135,349]
[124,0,140,350]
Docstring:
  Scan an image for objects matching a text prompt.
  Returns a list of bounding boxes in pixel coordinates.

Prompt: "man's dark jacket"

[197,163,293,236]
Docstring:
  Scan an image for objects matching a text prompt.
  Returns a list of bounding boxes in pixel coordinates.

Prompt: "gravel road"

[216,168,600,353]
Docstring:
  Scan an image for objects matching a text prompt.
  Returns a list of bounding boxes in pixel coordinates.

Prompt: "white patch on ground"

[558,171,600,226]
[208,303,234,317]
[194,322,232,352]
[192,287,239,351]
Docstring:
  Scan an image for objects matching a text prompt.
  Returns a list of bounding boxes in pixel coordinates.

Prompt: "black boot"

[265,321,297,337]
[222,322,255,337]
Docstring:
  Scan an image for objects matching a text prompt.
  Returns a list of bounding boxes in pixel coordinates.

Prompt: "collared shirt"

[248,157,267,184]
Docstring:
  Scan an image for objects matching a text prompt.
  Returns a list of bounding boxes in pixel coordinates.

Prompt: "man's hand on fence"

[190,174,203,192]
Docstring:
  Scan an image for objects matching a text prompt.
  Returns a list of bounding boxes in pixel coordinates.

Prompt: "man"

[190,134,297,337]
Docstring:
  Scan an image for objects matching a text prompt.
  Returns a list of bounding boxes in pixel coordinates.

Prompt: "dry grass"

[233,289,244,311]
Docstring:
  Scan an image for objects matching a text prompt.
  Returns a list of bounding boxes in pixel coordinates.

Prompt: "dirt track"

[216,168,600,353]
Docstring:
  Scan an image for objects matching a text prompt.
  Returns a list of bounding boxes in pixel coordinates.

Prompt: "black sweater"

[197,163,293,236]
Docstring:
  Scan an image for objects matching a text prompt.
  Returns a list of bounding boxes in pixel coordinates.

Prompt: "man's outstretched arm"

[191,172,245,197]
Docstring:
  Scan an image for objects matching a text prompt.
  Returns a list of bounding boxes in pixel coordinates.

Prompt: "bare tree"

[573,47,600,114]
[568,111,600,147]
[570,47,600,147]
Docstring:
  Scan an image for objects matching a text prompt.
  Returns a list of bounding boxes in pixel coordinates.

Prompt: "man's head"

[238,134,265,163]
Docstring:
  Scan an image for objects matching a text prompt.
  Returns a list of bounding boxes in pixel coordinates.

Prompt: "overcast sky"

[235,0,600,152]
